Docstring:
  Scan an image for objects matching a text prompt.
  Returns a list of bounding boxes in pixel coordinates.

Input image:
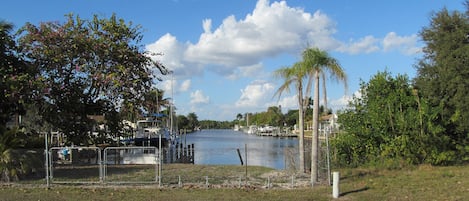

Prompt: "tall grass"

[3,164,469,200]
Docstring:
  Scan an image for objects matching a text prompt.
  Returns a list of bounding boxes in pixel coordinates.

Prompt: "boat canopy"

[144,113,167,118]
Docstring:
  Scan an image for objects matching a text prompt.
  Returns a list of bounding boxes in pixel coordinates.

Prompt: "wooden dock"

[256,132,298,137]
[256,129,297,137]
[166,142,194,164]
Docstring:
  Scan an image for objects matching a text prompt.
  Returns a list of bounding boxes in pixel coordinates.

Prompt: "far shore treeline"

[1,2,468,182]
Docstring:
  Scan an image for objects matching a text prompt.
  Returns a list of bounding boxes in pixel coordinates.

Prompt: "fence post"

[332,171,340,198]
[178,175,182,187]
[44,131,50,188]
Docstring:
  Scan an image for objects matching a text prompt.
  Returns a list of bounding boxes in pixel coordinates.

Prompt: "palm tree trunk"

[322,73,327,111]
[298,86,305,173]
[311,70,320,185]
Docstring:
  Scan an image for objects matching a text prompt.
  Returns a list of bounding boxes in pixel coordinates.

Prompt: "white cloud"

[180,79,191,92]
[329,95,352,110]
[146,33,183,69]
[339,35,380,54]
[190,90,210,104]
[147,1,422,82]
[338,32,422,55]
[158,80,173,94]
[183,0,340,76]
[329,90,362,112]
[275,94,298,111]
[226,63,264,80]
[202,19,212,33]
[158,79,190,95]
[235,80,275,108]
[146,33,204,78]
[382,32,421,55]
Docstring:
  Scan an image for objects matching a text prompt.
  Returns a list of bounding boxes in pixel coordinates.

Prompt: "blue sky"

[1,0,466,121]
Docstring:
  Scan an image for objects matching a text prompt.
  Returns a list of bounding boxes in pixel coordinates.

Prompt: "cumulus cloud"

[190,90,210,104]
[179,79,191,92]
[382,32,421,55]
[146,33,204,78]
[329,91,362,112]
[146,0,422,82]
[158,79,174,94]
[275,94,298,111]
[184,0,340,69]
[338,32,422,55]
[235,80,275,108]
[339,35,380,54]
[158,79,191,95]
[146,0,343,80]
[226,63,264,80]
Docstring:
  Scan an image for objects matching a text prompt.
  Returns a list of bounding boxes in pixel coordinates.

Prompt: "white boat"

[246,125,258,134]
[133,117,171,147]
[258,125,276,133]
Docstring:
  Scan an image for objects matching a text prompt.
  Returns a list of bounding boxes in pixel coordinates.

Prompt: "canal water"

[181,129,299,170]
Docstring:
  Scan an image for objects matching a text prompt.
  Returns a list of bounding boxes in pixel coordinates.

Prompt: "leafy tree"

[249,106,284,127]
[143,88,171,115]
[273,62,308,173]
[0,21,42,181]
[187,112,199,131]
[17,14,167,145]
[177,115,189,130]
[414,3,469,164]
[302,47,347,184]
[0,127,42,182]
[199,120,234,129]
[336,71,447,167]
[235,113,243,126]
[266,106,284,126]
[119,100,142,123]
[236,113,243,121]
[0,21,38,128]
[284,109,299,127]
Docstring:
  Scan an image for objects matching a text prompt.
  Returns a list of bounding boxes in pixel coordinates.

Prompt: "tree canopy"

[413,3,469,164]
[17,13,167,144]
[0,21,38,127]
[335,71,448,167]
[334,1,469,168]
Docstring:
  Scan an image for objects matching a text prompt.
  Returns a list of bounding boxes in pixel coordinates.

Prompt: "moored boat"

[133,116,171,147]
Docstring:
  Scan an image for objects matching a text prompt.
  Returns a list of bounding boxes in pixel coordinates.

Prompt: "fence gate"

[48,147,102,184]
[103,146,160,184]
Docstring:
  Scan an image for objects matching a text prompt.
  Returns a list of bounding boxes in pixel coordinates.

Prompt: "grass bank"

[2,164,469,200]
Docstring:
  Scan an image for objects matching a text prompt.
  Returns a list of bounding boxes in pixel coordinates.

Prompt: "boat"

[246,125,258,134]
[133,116,171,147]
[258,125,276,133]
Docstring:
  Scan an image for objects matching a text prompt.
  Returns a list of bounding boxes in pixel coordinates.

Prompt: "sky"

[1,0,466,121]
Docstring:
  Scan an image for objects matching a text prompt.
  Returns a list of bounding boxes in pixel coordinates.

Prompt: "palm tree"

[0,127,41,182]
[302,47,347,185]
[143,88,171,115]
[273,62,308,172]
[236,113,243,125]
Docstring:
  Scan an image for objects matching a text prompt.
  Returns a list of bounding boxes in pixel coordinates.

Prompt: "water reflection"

[182,129,298,169]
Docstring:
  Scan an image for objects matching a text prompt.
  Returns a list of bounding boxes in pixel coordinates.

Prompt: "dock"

[256,132,297,137]
[240,125,297,137]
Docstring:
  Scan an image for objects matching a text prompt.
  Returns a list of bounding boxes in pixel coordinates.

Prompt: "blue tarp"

[143,113,167,118]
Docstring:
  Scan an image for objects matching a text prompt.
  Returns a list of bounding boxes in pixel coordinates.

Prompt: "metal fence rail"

[103,146,160,184]
[46,146,161,185]
[48,147,102,184]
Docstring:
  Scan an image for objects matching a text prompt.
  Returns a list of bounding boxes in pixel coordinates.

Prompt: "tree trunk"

[298,85,305,173]
[311,70,320,185]
[322,73,327,111]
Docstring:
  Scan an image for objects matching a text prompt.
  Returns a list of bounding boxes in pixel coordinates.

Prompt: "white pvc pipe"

[332,171,340,198]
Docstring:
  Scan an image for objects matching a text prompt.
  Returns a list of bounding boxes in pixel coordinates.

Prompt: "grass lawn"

[1,164,469,200]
